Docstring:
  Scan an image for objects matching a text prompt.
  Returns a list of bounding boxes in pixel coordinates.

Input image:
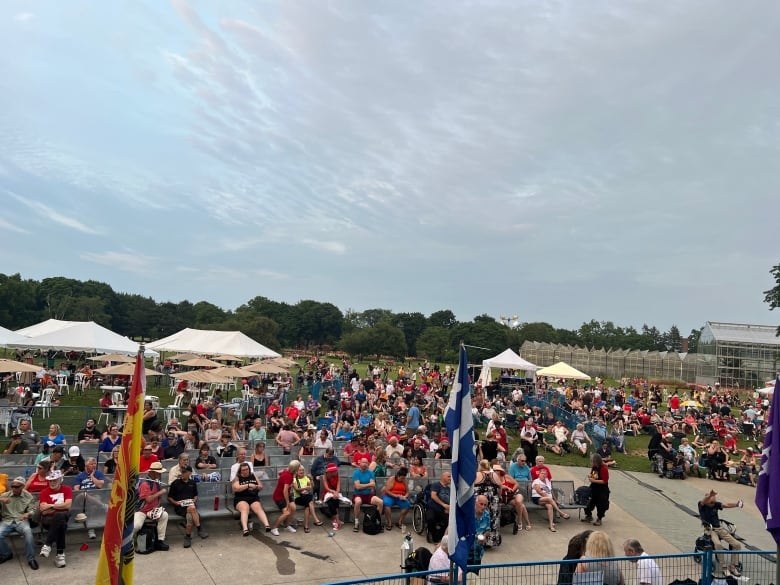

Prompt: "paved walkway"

[1,465,775,585]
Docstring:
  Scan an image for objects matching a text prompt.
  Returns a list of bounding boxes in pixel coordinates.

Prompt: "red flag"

[95,348,145,585]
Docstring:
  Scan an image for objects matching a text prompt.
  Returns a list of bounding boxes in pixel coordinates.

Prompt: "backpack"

[574,486,591,506]
[362,506,383,535]
[407,546,433,572]
[135,523,157,554]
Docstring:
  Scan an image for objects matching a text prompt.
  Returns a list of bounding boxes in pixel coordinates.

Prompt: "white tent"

[147,328,280,358]
[0,324,28,346]
[478,348,538,387]
[534,361,591,380]
[7,320,157,356]
[15,318,80,337]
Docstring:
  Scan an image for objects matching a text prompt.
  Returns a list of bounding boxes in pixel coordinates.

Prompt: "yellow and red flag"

[95,346,145,585]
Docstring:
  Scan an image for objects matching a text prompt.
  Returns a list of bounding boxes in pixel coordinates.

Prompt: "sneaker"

[353,521,360,532]
[88,529,97,540]
[183,535,192,548]
[155,540,170,551]
[270,528,280,536]
[285,525,297,533]
[729,567,742,577]
[40,545,51,558]
[593,519,602,526]
[55,554,66,568]
[581,516,593,523]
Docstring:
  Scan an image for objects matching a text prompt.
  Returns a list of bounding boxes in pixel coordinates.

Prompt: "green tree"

[518,322,557,344]
[358,309,394,328]
[428,310,457,329]
[393,312,427,356]
[339,322,407,358]
[0,273,42,328]
[222,315,280,351]
[193,301,227,326]
[764,263,780,335]
[416,326,456,362]
[687,328,701,353]
[290,300,343,347]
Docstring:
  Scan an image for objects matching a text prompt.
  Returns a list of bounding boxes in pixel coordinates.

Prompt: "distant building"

[696,321,780,388]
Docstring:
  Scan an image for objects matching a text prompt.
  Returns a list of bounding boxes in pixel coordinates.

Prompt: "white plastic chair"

[0,407,12,436]
[34,388,56,418]
[56,374,69,396]
[73,373,86,394]
[112,392,124,405]
[97,409,111,427]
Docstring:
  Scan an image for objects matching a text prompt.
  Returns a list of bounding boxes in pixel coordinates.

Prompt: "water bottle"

[213,495,219,511]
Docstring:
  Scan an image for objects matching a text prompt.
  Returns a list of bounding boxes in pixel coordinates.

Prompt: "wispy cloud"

[0,217,30,234]
[6,190,100,235]
[14,12,34,23]
[302,239,346,255]
[80,250,156,274]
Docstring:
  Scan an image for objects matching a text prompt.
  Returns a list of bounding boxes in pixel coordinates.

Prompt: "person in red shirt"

[530,455,553,481]
[139,444,161,472]
[582,453,610,526]
[350,438,372,467]
[38,469,73,567]
[270,460,300,536]
[722,433,738,454]
[669,392,681,414]
[284,404,300,422]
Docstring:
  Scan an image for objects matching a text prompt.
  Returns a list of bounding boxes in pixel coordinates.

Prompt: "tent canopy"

[0,324,28,346]
[7,320,158,357]
[15,318,80,337]
[535,361,591,380]
[483,348,538,371]
[147,328,280,359]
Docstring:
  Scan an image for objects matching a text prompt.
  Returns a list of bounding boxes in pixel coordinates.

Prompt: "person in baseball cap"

[39,468,72,567]
[0,476,39,569]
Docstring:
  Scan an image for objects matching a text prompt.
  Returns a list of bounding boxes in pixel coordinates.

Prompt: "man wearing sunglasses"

[0,476,39,570]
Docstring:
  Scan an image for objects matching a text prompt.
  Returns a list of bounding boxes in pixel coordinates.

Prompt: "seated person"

[735,461,756,487]
[595,441,616,467]
[541,428,563,456]
[168,465,208,545]
[38,470,72,567]
[132,462,170,551]
[0,475,38,570]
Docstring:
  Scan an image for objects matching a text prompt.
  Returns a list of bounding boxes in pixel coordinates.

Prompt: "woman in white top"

[531,468,570,531]
[570,423,592,456]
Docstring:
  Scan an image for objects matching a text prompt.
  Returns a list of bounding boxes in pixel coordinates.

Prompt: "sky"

[1,0,779,335]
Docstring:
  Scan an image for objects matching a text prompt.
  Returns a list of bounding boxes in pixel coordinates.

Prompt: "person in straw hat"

[133,461,170,551]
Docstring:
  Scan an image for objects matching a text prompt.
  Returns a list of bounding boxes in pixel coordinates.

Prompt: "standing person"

[623,539,663,585]
[582,454,610,526]
[271,460,301,536]
[0,476,39,570]
[558,530,593,585]
[575,530,625,585]
[698,490,743,577]
[168,465,209,547]
[38,469,73,568]
[473,460,503,546]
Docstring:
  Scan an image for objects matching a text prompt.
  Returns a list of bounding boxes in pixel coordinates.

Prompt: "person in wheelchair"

[656,433,676,477]
[698,490,743,577]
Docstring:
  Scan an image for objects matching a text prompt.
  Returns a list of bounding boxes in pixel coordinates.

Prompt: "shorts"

[274,499,289,511]
[382,495,410,510]
[531,497,541,505]
[353,492,374,504]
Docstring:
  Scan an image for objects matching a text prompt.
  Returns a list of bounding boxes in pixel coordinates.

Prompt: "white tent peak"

[8,320,157,356]
[535,361,591,380]
[147,328,280,358]
[15,318,80,337]
[0,324,28,346]
[483,348,538,371]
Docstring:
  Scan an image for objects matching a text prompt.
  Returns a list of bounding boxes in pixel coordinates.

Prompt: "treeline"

[0,273,700,362]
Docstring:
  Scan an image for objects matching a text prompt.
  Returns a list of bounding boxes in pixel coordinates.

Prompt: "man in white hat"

[0,476,39,570]
[39,469,72,567]
[133,461,170,551]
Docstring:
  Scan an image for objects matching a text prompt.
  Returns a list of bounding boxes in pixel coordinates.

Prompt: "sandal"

[304,527,310,533]
[561,513,571,520]
[395,522,403,529]
[385,524,392,531]
[242,529,250,537]
[549,526,557,532]
[314,520,323,526]
[525,524,532,530]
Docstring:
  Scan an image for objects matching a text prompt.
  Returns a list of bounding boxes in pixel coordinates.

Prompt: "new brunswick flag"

[95,347,145,585]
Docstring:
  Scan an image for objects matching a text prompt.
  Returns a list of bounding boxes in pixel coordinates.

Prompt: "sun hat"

[148,461,165,473]
[326,463,338,473]
[492,464,505,472]
[46,469,63,481]
[69,446,80,457]
[74,513,88,523]
[11,476,26,486]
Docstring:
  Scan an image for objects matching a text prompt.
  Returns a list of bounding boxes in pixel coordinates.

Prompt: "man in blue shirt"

[351,457,383,532]
[509,453,531,482]
[72,457,106,540]
[406,404,421,434]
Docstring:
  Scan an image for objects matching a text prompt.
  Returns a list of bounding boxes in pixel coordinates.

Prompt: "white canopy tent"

[15,318,79,337]
[0,324,28,346]
[477,348,538,388]
[7,320,158,357]
[147,328,280,359]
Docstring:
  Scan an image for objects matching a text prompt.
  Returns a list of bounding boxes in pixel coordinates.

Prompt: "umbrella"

[268,357,297,368]
[95,363,163,377]
[244,361,287,374]
[213,354,241,363]
[0,358,42,373]
[210,366,257,378]
[170,353,201,362]
[87,353,136,363]
[172,370,231,383]
[680,400,703,408]
[177,357,225,368]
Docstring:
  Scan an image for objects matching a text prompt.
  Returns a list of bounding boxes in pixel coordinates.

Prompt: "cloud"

[302,239,346,255]
[0,217,29,234]
[6,190,100,235]
[14,12,34,23]
[80,250,157,274]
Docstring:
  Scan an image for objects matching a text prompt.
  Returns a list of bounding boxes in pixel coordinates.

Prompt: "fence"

[325,550,778,585]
